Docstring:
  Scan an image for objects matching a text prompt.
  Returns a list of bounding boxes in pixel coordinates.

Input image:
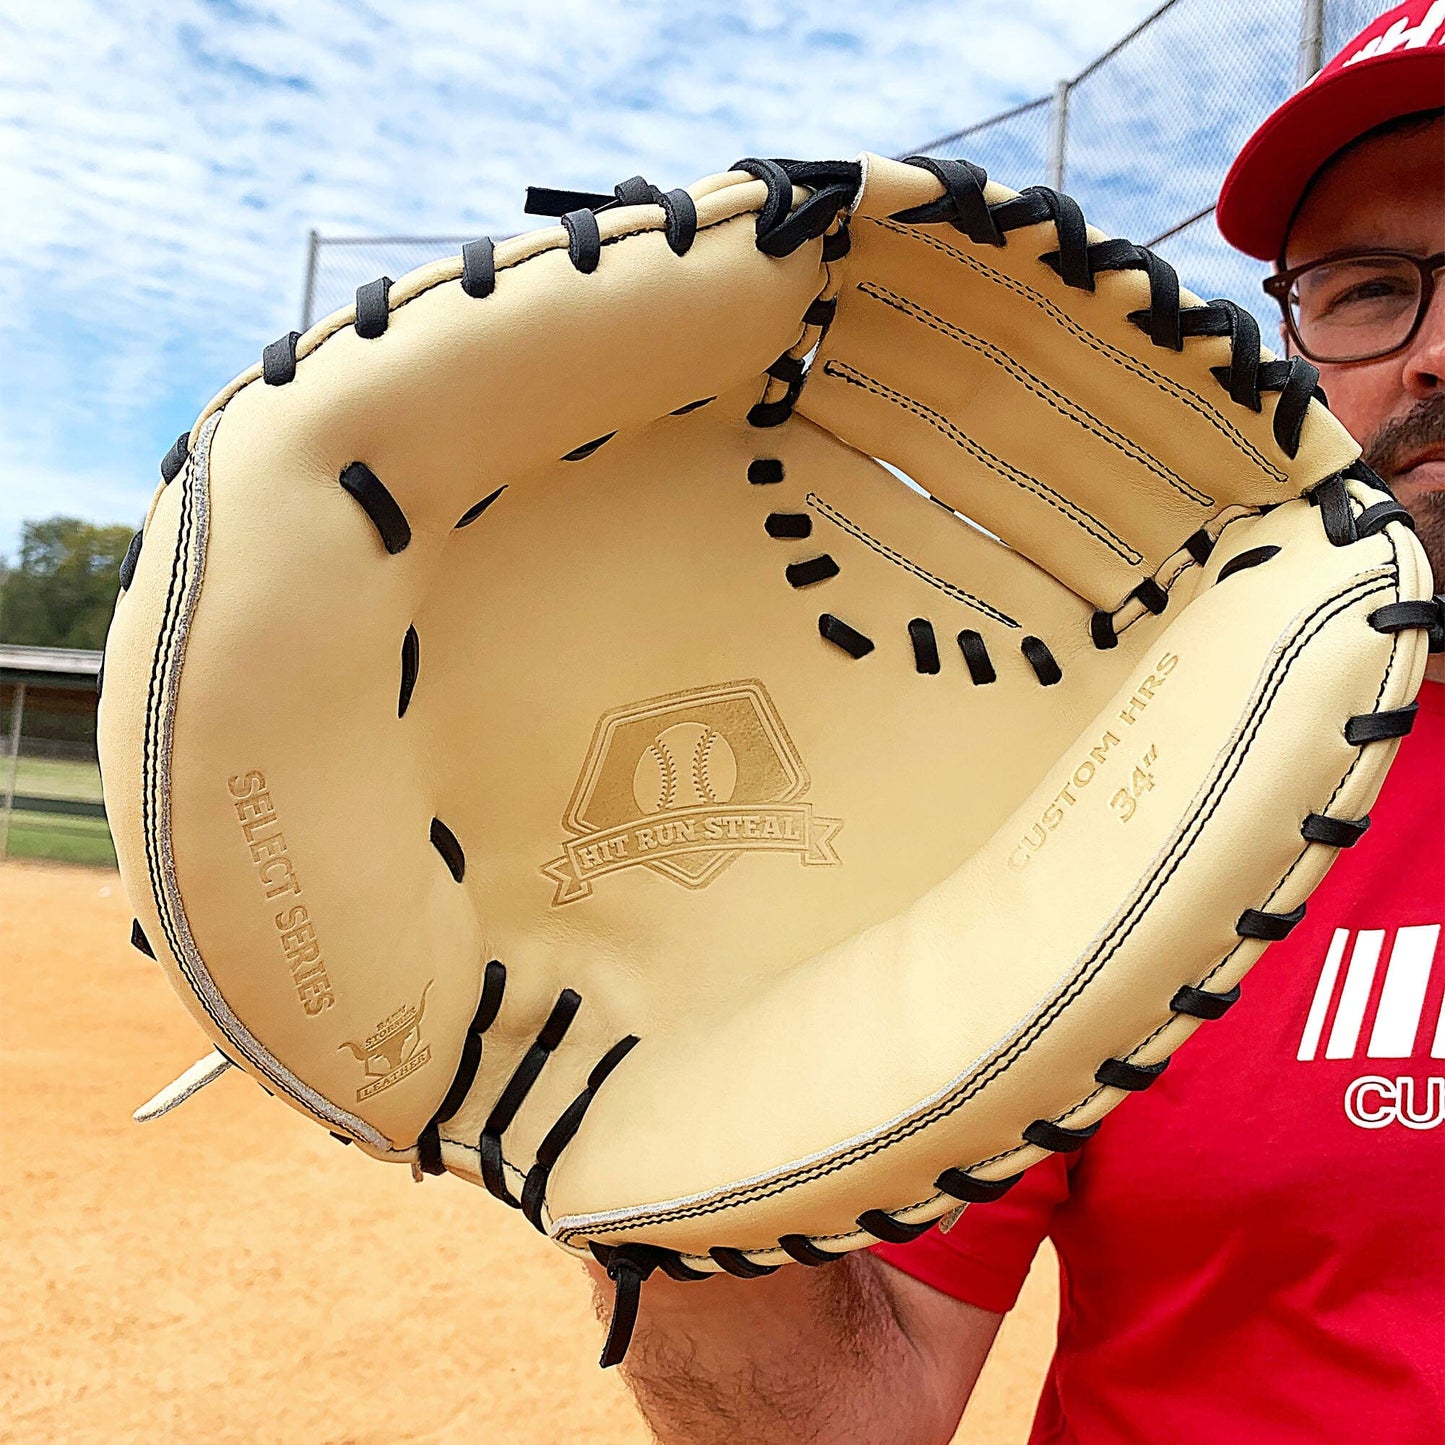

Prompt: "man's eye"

[1321,277,1412,312]
[1304,266,1416,320]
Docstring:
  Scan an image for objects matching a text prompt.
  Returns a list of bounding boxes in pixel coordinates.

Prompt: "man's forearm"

[589,1252,962,1445]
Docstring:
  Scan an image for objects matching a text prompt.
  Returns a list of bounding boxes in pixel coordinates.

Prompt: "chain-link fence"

[908,0,1387,333]
[300,0,1386,333]
[300,234,477,329]
[1,649,113,867]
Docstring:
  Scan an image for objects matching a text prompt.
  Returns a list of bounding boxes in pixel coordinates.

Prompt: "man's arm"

[588,1252,1001,1445]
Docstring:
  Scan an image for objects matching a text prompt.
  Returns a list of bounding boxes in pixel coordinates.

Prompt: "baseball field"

[0,858,1057,1443]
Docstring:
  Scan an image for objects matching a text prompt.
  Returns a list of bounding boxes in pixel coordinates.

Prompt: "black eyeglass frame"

[1262,249,1445,364]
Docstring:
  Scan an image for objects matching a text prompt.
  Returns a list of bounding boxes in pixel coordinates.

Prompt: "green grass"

[7,755,104,802]
[2,810,116,867]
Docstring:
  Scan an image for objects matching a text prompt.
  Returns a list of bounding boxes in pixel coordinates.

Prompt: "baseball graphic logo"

[633,721,739,814]
[544,679,842,904]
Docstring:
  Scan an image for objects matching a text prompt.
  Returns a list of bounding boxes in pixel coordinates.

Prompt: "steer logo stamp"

[544,679,842,905]
[338,982,433,1101]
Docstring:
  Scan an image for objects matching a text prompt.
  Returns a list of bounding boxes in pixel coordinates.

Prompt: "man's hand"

[588,1254,1000,1445]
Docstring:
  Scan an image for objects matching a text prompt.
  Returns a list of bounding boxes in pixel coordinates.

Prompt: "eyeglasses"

[1262,250,1445,364]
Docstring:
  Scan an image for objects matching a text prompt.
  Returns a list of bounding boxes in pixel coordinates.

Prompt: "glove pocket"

[546,502,1426,1265]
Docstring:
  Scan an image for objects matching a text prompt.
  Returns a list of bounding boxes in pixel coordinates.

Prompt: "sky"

[0,0,1320,558]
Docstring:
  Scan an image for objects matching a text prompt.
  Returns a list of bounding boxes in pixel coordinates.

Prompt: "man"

[590,6,1444,1442]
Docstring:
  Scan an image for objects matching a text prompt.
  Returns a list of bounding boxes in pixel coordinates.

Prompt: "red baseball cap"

[1217,1,1445,261]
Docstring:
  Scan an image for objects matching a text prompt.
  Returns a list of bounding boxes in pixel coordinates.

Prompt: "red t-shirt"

[877,680,1445,1445]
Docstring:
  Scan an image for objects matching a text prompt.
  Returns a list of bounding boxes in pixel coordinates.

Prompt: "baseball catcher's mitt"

[101,153,1438,1364]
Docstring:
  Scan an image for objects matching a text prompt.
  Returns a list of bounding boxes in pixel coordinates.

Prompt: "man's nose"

[1403,271,1445,398]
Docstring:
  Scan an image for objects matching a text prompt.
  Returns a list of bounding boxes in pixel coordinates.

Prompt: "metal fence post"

[1048,79,1071,191]
[300,229,320,332]
[1298,0,1325,84]
[0,682,27,861]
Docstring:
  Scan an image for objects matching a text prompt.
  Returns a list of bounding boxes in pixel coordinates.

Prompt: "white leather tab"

[132,1050,234,1122]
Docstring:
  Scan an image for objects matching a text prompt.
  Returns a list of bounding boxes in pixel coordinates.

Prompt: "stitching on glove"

[887,165,1322,455]
[520,1033,641,1229]
[398,625,419,718]
[417,958,506,1174]
[556,571,1393,1240]
[1370,597,1445,650]
[561,431,617,462]
[785,554,840,588]
[1089,507,1259,651]
[261,331,300,386]
[935,1168,1023,1204]
[118,529,144,592]
[856,1208,932,1243]
[778,1234,845,1265]
[1310,472,1359,545]
[220,186,832,461]
[454,484,506,530]
[804,493,1018,626]
[817,613,874,658]
[139,419,384,1146]
[1022,1117,1100,1152]
[764,512,812,539]
[745,172,852,427]
[956,630,997,685]
[709,1245,780,1277]
[1020,635,1062,686]
[561,208,602,274]
[429,817,465,882]
[240,207,749,412]
[927,575,1395,1176]
[892,157,1004,246]
[160,431,189,484]
[822,360,1141,565]
[747,235,847,428]
[354,276,392,339]
[1300,813,1371,847]
[908,619,941,675]
[1094,1056,1169,1092]
[1021,587,1397,1170]
[1161,538,1401,996]
[871,219,1288,485]
[143,430,206,994]
[460,237,495,298]
[338,461,412,555]
[857,282,1213,508]
[478,988,582,1206]
[1215,545,1282,582]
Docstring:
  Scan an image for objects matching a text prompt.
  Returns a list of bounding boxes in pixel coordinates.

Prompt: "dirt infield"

[0,860,1056,1443]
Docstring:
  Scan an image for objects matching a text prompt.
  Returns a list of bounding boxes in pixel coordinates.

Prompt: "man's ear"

[1278,321,1290,359]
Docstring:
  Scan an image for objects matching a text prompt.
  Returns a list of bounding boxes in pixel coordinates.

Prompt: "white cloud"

[12,0,1264,556]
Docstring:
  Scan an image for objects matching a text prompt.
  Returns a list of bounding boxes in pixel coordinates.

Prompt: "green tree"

[0,517,136,649]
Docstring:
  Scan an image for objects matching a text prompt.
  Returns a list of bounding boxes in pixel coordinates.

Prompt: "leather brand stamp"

[543,679,842,905]
[338,983,434,1101]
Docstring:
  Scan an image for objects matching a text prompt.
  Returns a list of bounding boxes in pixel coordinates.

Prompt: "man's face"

[1284,115,1445,593]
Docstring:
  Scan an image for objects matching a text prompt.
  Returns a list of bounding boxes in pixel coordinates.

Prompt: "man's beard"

[1362,394,1445,587]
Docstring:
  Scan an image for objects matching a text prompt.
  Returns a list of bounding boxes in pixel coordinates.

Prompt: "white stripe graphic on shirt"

[1368,925,1442,1058]
[1298,924,1445,1061]
[1298,928,1348,1062]
[1434,967,1445,1061]
[1325,930,1386,1059]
